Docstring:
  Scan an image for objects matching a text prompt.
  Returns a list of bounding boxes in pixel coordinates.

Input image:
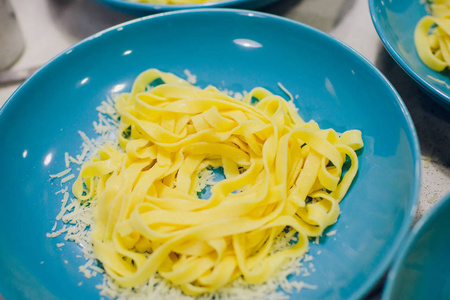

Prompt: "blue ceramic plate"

[369,0,450,110]
[94,0,279,15]
[382,193,450,300]
[0,9,420,300]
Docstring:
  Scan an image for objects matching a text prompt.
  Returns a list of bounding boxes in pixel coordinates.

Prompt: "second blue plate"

[94,0,279,15]
[370,0,450,109]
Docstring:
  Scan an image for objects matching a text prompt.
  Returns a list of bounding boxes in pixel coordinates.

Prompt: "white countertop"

[1,0,449,297]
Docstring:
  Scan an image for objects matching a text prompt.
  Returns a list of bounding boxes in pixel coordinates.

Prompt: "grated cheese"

[61,173,75,184]
[326,230,337,237]
[303,254,314,262]
[49,168,72,179]
[65,152,70,168]
[55,186,68,195]
[233,92,244,100]
[184,69,197,85]
[194,168,215,192]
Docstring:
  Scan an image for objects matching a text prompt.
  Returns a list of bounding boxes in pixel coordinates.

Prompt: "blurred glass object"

[0,0,25,70]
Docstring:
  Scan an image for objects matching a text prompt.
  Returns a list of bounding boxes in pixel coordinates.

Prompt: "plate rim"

[368,0,450,109]
[94,0,280,14]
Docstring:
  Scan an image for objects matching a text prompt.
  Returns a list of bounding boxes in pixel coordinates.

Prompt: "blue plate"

[382,193,450,299]
[94,0,279,15]
[0,9,420,300]
[369,0,450,110]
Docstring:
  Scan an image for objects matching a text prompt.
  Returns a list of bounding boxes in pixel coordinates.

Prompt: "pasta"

[125,0,222,5]
[72,69,363,296]
[415,0,450,71]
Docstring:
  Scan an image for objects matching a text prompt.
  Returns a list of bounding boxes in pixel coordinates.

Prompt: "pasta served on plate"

[415,0,450,71]
[65,68,363,297]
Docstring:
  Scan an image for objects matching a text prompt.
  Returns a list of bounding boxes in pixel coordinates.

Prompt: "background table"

[1,0,449,298]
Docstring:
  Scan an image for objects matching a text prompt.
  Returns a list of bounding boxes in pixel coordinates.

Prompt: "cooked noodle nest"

[72,68,363,296]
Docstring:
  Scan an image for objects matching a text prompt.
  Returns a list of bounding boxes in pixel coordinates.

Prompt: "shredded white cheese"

[303,254,314,262]
[184,69,197,85]
[326,230,337,237]
[61,174,75,184]
[194,168,216,193]
[65,152,70,168]
[49,168,72,179]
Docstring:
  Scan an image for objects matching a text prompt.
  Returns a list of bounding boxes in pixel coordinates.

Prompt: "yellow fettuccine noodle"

[415,0,450,71]
[72,69,363,296]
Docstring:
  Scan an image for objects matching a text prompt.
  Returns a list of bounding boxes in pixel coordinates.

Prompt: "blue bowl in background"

[94,0,279,15]
[382,193,450,300]
[0,9,420,300]
[369,0,450,110]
